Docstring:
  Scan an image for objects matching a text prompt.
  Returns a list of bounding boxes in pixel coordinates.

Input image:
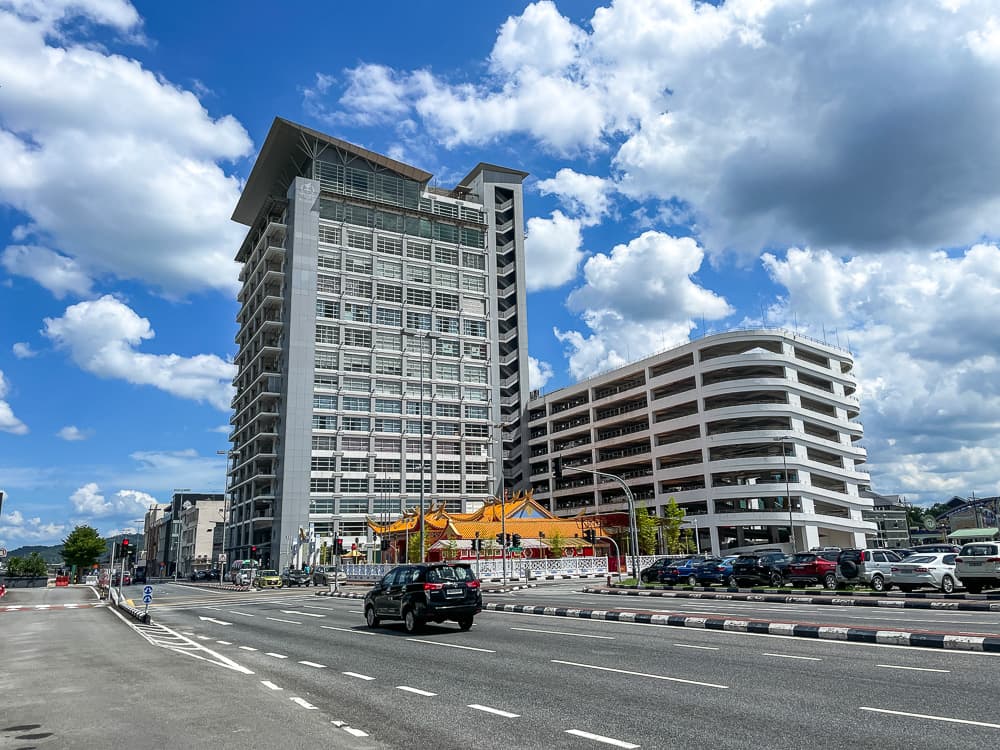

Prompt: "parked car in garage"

[890,553,962,593]
[954,542,1000,594]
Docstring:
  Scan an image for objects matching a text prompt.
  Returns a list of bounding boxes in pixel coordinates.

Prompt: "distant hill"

[6,544,64,564]
[6,533,146,565]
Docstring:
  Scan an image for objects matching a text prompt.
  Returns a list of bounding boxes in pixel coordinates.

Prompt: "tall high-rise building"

[227,118,529,570]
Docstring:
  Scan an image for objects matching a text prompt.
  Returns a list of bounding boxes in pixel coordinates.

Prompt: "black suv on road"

[732,552,790,587]
[364,563,482,633]
[281,568,311,587]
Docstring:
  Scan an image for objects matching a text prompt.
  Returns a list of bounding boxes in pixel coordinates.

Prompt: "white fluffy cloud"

[42,295,235,410]
[12,342,38,358]
[0,2,252,297]
[524,210,586,291]
[761,244,1000,503]
[315,0,1000,256]
[57,425,89,441]
[536,169,614,227]
[70,482,157,516]
[528,356,554,393]
[557,231,732,378]
[0,370,28,435]
[0,503,66,543]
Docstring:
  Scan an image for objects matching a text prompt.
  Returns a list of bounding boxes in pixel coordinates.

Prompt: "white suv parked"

[954,542,1000,594]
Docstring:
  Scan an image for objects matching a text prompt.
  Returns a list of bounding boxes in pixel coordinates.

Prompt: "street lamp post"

[774,437,796,553]
[561,463,641,587]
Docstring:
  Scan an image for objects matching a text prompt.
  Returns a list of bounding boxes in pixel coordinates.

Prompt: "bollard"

[607,574,612,587]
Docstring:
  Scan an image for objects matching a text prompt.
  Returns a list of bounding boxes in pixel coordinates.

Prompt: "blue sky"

[3,0,1000,547]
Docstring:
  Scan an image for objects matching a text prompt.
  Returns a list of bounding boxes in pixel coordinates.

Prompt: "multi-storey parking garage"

[526,330,875,554]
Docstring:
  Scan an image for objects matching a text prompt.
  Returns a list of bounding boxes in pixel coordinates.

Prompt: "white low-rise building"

[526,329,875,555]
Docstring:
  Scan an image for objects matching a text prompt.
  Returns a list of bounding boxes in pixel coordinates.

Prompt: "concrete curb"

[315,590,365,599]
[591,587,1000,612]
[109,589,149,624]
[483,583,537,593]
[483,602,1000,653]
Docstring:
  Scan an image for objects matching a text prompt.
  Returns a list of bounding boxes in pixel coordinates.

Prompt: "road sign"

[218,553,228,563]
[143,585,153,597]
[0,547,6,558]
[142,594,152,604]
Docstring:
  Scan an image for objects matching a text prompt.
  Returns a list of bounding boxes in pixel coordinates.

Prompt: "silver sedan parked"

[890,553,962,593]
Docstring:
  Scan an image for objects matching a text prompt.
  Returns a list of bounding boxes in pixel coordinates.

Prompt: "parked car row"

[638,543,992,594]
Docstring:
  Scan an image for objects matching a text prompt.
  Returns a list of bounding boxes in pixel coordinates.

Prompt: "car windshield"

[901,556,935,564]
[791,554,816,563]
[961,544,998,556]
[260,570,278,576]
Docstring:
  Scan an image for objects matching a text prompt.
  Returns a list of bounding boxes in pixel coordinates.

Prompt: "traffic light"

[552,457,562,480]
[505,533,512,547]
[583,529,596,544]
[511,533,521,548]
[334,538,345,555]
[250,545,257,558]
[121,538,131,557]
[496,533,504,546]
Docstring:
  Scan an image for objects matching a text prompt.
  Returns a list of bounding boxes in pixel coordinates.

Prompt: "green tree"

[637,507,658,555]
[61,525,106,574]
[407,532,432,562]
[661,498,687,553]
[6,552,47,577]
[441,539,458,561]
[547,530,566,558]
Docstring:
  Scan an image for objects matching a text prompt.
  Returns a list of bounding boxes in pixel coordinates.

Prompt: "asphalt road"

[0,585,377,749]
[139,581,1000,749]
[497,583,1000,636]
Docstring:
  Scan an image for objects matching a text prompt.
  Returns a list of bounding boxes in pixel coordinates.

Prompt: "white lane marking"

[552,659,728,689]
[860,707,1000,728]
[674,644,719,651]
[281,610,325,617]
[227,610,255,617]
[266,617,301,625]
[343,671,375,680]
[239,646,257,651]
[300,604,340,610]
[198,616,232,625]
[347,610,364,614]
[510,626,614,640]
[343,727,369,738]
[762,653,822,661]
[407,638,495,653]
[261,681,282,691]
[265,652,288,659]
[565,728,640,748]
[468,704,520,718]
[291,697,317,710]
[299,660,327,669]
[216,640,232,645]
[397,686,437,696]
[320,625,376,636]
[196,635,211,641]
[875,664,950,673]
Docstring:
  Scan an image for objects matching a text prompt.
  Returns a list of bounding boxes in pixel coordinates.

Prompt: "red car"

[786,551,839,588]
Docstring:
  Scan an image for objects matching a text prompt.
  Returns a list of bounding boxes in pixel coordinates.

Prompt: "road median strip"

[482,602,1000,653]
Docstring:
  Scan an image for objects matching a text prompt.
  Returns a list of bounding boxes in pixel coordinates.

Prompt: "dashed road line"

[343,671,375,680]
[281,610,325,618]
[343,727,369,737]
[227,610,255,617]
[552,659,729,689]
[407,638,496,653]
[397,686,437,696]
[291,697,317,710]
[265,652,287,659]
[875,664,950,673]
[468,704,519,718]
[510,626,614,639]
[762,653,822,661]
[860,707,1000,728]
[239,646,257,651]
[266,617,301,625]
[320,625,376,636]
[261,681,282,691]
[299,660,327,669]
[674,643,719,650]
[216,640,232,645]
[565,729,640,748]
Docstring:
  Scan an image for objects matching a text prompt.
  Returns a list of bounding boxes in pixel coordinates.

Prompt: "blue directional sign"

[142,594,153,604]
[143,585,153,597]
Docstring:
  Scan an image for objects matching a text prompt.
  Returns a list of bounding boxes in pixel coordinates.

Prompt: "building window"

[318,225,341,245]
[342,353,371,373]
[346,231,373,251]
[462,251,486,270]
[407,241,431,261]
[313,394,337,410]
[375,258,402,279]
[343,328,372,348]
[435,403,460,418]
[316,324,339,345]
[377,236,403,256]
[376,283,403,303]
[436,316,459,334]
[317,274,341,294]
[465,480,488,494]
[310,478,336,493]
[436,269,459,288]
[464,404,488,420]
[341,478,370,493]
[374,479,400,493]
[406,311,431,330]
[374,438,400,453]
[342,396,370,412]
[312,414,338,430]
[375,356,402,376]
[462,274,486,294]
[437,480,461,493]
[406,479,431,494]
[435,292,459,311]
[464,423,489,437]
[315,351,339,370]
[436,460,461,473]
[375,418,402,433]
[318,252,341,271]
[438,441,460,455]
[463,319,487,338]
[341,435,369,451]
[374,458,400,473]
[437,361,460,381]
[437,384,460,400]
[344,278,372,298]
[312,435,337,451]
[464,387,488,401]
[345,254,372,275]
[316,299,339,319]
[463,342,488,360]
[406,288,432,307]
[343,302,371,323]
[342,376,370,392]
[376,307,402,327]
[436,422,460,436]
[341,457,370,472]
[375,379,402,396]
[464,365,487,384]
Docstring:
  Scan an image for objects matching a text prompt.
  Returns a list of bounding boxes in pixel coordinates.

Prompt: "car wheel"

[870,575,886,592]
[940,576,955,594]
[965,581,983,594]
[769,572,783,587]
[823,573,837,590]
[687,575,697,586]
[365,606,380,629]
[735,578,749,588]
[403,608,422,634]
[458,616,474,631]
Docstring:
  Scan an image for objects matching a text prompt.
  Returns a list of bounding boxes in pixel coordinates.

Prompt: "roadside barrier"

[483,602,1000,653]
[109,587,150,624]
